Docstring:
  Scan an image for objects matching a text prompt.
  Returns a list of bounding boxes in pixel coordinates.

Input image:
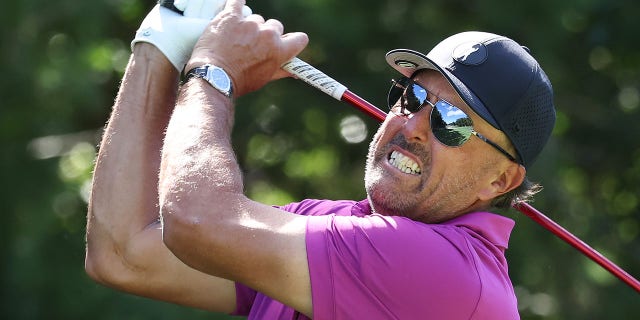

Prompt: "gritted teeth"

[388,150,422,175]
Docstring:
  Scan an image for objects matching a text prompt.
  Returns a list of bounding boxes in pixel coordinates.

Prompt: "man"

[85,0,555,319]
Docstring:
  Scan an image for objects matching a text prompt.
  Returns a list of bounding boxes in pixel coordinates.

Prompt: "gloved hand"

[131,0,252,71]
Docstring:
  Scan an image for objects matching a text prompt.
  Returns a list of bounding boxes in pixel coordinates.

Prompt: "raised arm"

[158,0,314,316]
[85,42,237,313]
[85,3,238,313]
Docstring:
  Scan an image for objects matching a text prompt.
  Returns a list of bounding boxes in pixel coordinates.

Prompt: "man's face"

[364,70,513,223]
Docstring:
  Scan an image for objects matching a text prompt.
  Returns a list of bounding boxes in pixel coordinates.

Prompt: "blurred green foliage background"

[1,0,638,318]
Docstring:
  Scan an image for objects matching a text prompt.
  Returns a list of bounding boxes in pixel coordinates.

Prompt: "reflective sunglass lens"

[387,78,472,147]
[430,102,473,146]
[388,78,429,114]
[386,78,516,161]
[405,83,427,113]
[387,78,408,110]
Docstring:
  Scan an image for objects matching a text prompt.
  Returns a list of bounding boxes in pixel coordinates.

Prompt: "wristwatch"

[184,64,233,98]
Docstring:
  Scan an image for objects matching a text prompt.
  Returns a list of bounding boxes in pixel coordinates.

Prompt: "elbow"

[160,197,202,262]
[84,244,153,294]
[85,254,119,289]
[84,250,103,283]
[84,222,122,287]
[159,193,236,274]
[84,227,110,286]
[84,236,141,291]
[84,246,119,287]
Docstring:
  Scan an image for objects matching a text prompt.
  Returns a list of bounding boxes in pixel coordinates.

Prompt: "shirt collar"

[442,211,515,249]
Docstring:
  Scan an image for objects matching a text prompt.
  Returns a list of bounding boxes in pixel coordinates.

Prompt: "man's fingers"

[272,68,297,81]
[245,14,266,24]
[280,32,309,62]
[264,19,284,35]
[224,0,246,15]
[282,32,309,52]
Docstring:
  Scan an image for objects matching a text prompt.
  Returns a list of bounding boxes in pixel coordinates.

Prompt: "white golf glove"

[131,0,252,71]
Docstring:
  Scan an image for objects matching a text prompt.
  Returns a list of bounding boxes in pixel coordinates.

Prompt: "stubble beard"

[364,134,432,217]
[364,133,488,222]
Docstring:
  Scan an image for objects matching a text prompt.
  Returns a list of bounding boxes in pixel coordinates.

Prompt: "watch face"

[208,67,231,93]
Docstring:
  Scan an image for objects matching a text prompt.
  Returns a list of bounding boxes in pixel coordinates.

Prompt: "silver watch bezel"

[186,64,233,98]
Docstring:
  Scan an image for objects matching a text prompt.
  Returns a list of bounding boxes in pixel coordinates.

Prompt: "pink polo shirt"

[233,199,519,319]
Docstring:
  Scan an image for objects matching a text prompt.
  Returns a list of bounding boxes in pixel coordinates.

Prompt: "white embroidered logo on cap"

[394,59,419,69]
[453,42,488,66]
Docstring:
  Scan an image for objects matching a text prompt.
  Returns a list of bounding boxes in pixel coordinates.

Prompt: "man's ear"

[478,163,526,201]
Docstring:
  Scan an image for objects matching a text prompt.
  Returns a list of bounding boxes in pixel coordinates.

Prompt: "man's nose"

[399,107,432,143]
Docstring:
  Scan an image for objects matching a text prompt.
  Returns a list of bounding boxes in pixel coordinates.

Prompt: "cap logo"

[394,59,418,69]
[453,42,488,66]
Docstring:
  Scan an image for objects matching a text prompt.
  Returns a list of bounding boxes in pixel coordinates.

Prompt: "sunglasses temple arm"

[282,57,640,293]
[472,131,517,162]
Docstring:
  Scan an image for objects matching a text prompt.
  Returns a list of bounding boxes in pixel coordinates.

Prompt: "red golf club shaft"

[515,202,640,292]
[342,90,387,122]
[282,58,640,293]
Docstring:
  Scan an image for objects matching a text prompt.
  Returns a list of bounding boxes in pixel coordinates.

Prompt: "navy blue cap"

[385,31,556,168]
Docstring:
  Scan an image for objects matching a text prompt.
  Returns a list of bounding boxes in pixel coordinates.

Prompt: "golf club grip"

[282,59,387,121]
[282,58,347,101]
[157,2,348,100]
[158,0,183,14]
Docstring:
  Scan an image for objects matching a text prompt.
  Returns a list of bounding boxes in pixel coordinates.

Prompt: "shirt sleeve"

[230,282,257,316]
[305,214,483,319]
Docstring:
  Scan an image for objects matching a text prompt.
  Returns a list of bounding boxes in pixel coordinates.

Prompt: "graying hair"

[490,176,543,209]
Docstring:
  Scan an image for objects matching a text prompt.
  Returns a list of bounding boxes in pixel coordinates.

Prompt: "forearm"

[159,79,242,195]
[159,75,313,315]
[86,43,178,277]
[159,69,254,272]
[159,77,243,209]
[155,3,314,314]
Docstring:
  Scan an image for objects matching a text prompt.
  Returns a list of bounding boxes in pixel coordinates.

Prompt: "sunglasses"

[387,77,517,163]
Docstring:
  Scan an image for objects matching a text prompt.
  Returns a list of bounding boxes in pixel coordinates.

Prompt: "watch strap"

[183,64,233,98]
[183,65,209,80]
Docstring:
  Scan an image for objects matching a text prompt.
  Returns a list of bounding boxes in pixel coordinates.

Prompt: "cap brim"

[385,49,500,129]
